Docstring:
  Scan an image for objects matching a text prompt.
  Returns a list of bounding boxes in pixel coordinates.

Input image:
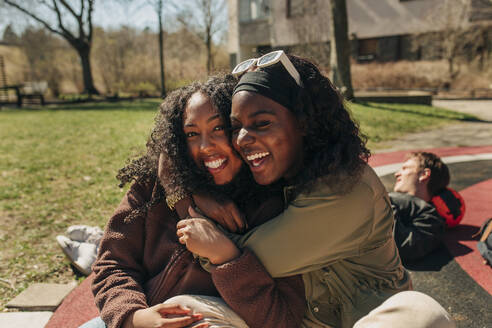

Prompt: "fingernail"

[193,313,203,319]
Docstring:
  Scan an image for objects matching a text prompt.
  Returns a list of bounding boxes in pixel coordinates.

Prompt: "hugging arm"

[160,153,306,327]
[211,250,306,328]
[178,212,306,328]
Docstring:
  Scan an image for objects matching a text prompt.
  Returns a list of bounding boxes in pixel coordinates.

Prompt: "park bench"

[0,81,47,106]
[0,84,22,106]
[19,81,47,106]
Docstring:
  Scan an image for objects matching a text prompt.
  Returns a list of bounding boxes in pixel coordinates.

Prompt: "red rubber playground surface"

[46,146,492,328]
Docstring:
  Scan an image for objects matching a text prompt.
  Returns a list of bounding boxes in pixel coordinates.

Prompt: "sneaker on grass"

[56,235,97,276]
[66,225,103,245]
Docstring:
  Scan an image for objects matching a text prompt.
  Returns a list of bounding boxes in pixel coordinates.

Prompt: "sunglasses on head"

[231,50,302,87]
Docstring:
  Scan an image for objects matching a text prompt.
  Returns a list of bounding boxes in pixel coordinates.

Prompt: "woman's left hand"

[176,207,241,265]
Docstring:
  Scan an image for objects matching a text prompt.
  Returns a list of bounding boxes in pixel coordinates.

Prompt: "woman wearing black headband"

[179,54,454,328]
[88,75,306,328]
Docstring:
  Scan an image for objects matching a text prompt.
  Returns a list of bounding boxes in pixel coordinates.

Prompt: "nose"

[235,128,254,148]
[199,135,215,153]
[394,170,401,178]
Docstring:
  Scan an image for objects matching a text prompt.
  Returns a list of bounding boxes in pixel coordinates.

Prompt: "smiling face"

[230,91,304,185]
[393,157,422,195]
[183,92,243,185]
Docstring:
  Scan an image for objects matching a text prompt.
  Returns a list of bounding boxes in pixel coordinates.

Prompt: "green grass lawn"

[0,100,477,309]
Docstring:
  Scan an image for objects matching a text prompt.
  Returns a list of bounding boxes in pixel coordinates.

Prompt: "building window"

[357,38,378,61]
[239,0,270,22]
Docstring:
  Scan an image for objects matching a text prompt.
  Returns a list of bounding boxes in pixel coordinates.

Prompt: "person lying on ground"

[391,151,450,261]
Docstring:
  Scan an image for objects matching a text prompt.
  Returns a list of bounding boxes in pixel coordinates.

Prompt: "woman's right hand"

[177,207,241,265]
[193,193,246,232]
[123,304,208,328]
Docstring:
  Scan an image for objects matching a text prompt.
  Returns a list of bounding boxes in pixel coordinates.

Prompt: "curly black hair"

[117,74,268,220]
[257,55,371,195]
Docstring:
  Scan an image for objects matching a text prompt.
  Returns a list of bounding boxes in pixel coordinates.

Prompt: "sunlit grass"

[0,99,477,309]
[0,99,159,307]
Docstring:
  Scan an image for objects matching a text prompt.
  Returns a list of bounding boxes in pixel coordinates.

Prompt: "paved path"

[376,100,492,153]
[433,99,492,121]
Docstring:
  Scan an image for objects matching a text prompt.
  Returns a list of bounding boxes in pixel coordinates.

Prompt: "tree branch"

[58,0,85,39]
[80,0,85,19]
[4,0,63,37]
[52,0,77,42]
[59,0,80,20]
[87,0,94,42]
[39,0,56,12]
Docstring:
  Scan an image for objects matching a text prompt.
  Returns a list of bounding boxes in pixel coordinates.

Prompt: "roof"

[348,0,455,39]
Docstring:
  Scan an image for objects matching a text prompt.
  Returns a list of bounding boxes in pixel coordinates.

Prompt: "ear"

[419,168,431,183]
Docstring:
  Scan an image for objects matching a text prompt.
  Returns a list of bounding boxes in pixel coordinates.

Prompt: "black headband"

[233,65,301,112]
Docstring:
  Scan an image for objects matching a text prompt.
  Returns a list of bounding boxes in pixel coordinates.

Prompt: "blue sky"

[0,1,221,37]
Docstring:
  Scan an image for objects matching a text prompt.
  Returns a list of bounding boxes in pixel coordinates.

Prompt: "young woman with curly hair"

[88,75,305,328]
[175,53,455,328]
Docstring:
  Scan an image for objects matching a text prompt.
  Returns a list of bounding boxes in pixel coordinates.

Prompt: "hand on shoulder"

[193,193,246,233]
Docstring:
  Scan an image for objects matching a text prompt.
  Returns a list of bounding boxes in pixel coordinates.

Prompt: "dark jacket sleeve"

[211,248,306,328]
[390,192,446,261]
[91,181,153,328]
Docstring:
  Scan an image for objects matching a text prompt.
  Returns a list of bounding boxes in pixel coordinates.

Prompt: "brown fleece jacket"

[92,179,306,328]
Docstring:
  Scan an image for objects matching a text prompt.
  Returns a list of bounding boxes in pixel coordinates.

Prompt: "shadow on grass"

[355,101,484,122]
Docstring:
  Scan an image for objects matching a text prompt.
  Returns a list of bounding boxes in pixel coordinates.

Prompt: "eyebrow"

[231,109,275,121]
[184,113,221,127]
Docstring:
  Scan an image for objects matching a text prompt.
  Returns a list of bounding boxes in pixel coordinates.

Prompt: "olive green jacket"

[205,165,411,327]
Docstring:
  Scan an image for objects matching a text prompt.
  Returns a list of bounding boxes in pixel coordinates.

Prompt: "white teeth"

[246,152,270,161]
[204,158,226,169]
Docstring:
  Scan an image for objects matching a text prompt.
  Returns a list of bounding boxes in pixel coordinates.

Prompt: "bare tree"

[145,0,167,97]
[415,0,491,80]
[19,27,64,96]
[1,24,20,44]
[287,0,353,98]
[329,0,353,99]
[156,0,166,97]
[114,0,167,96]
[287,1,331,66]
[2,0,99,95]
[176,0,226,74]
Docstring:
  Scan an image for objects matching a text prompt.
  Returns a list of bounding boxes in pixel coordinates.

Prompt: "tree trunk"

[329,0,354,100]
[206,26,212,74]
[78,45,99,95]
[158,8,166,98]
